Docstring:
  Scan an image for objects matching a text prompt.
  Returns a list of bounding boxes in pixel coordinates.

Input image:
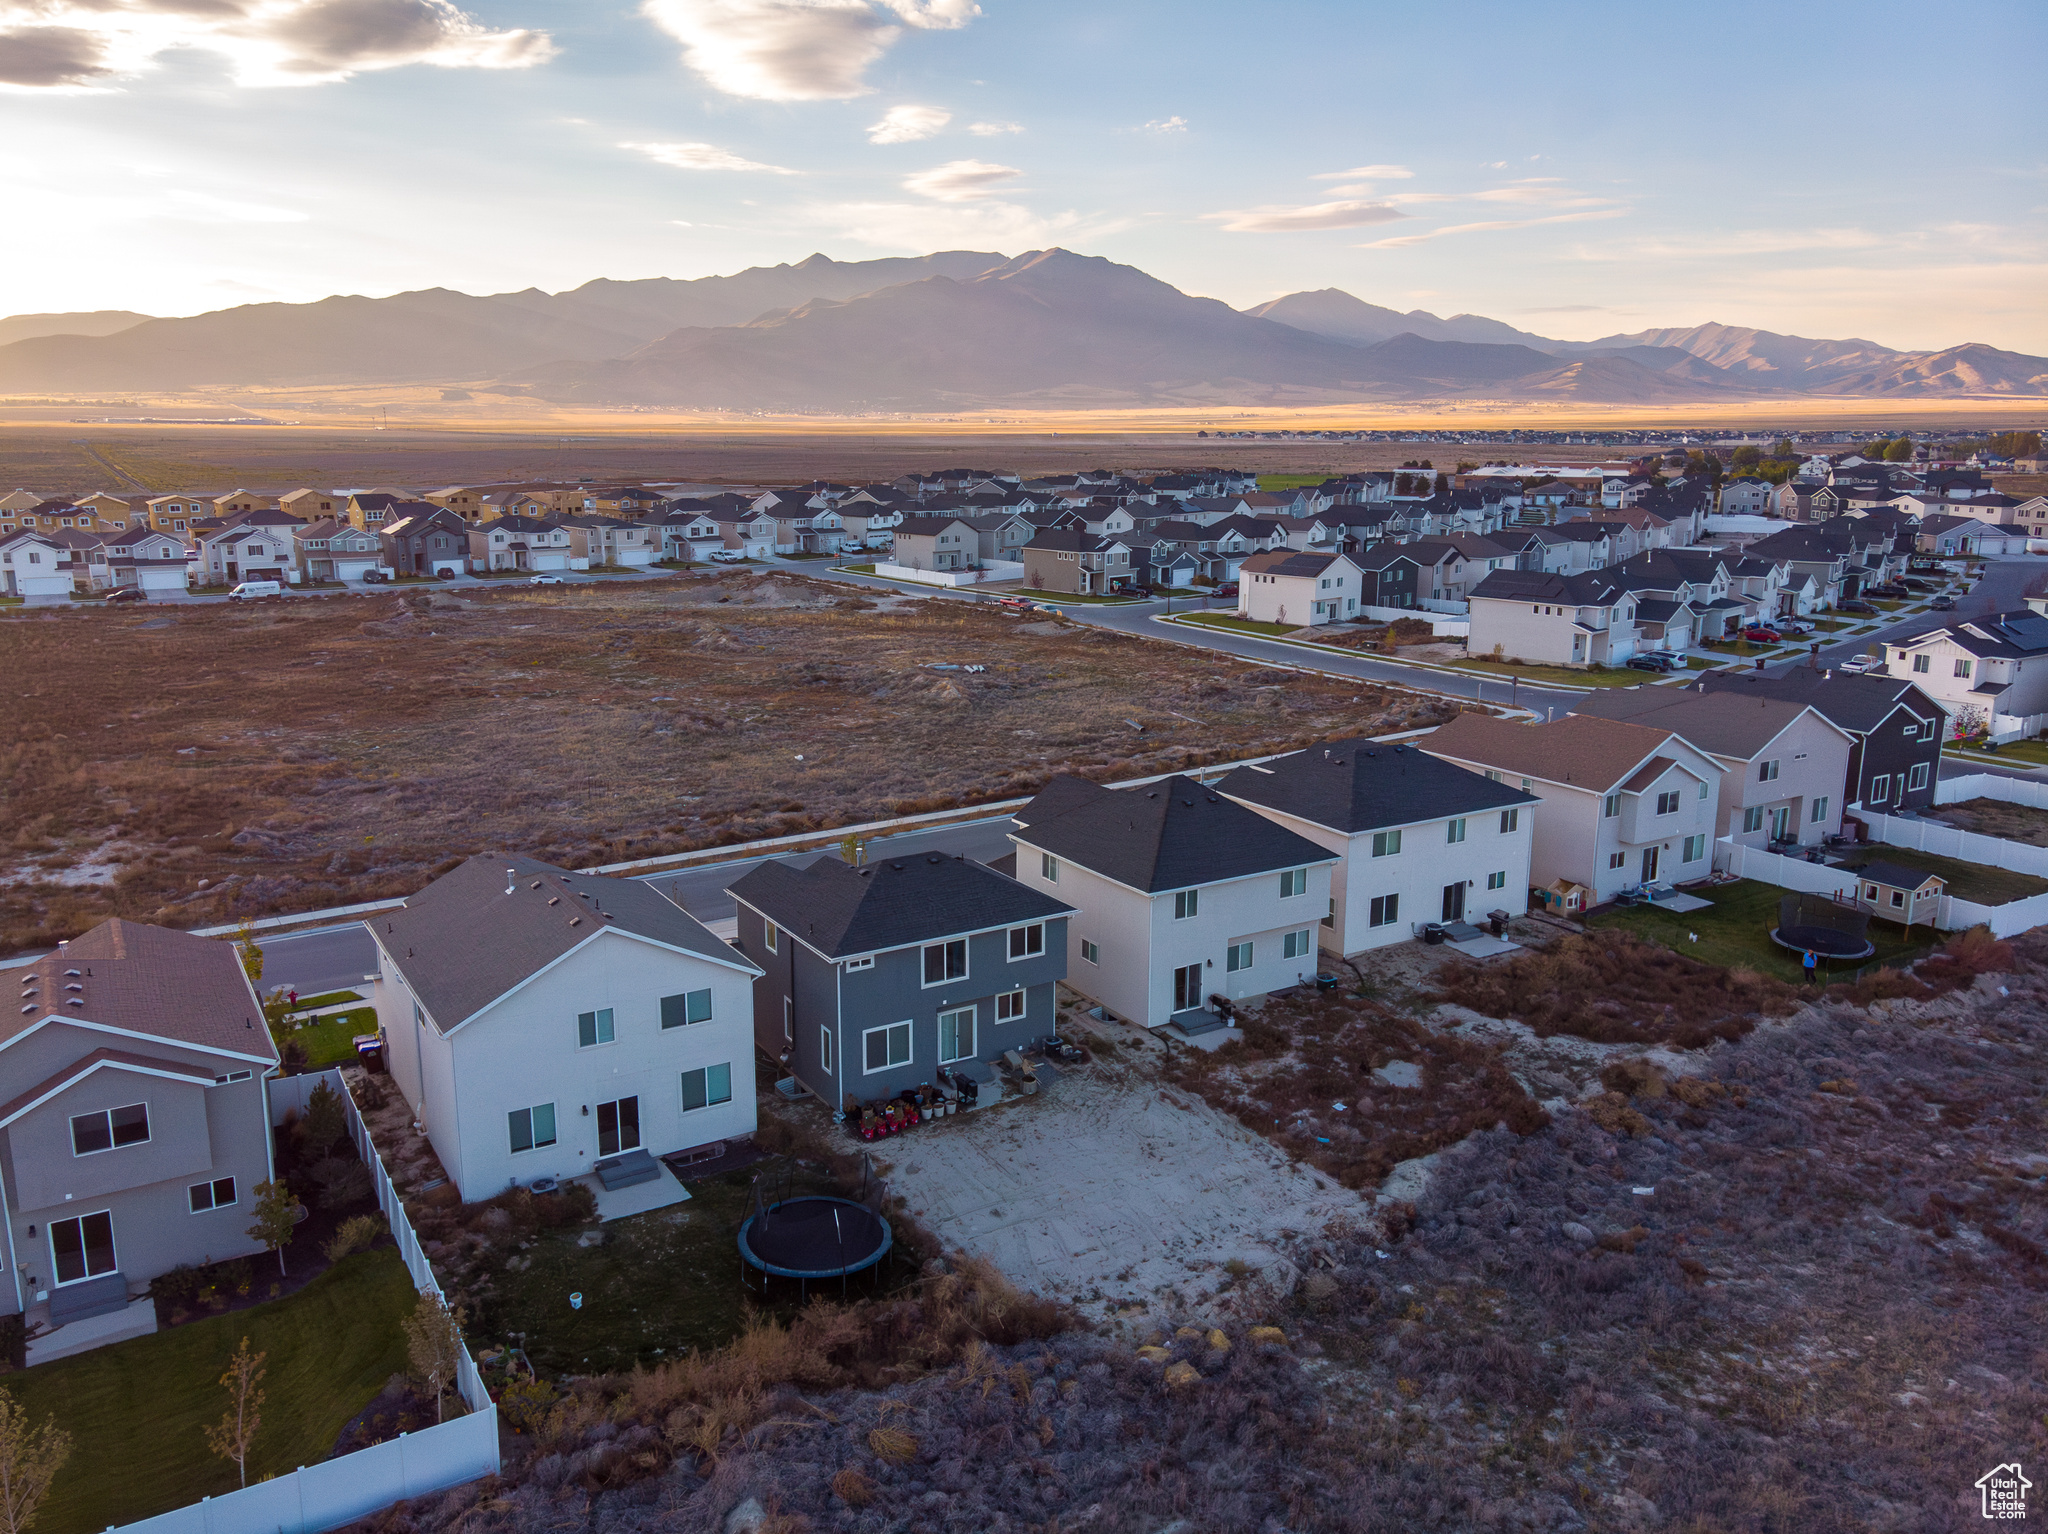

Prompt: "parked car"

[104,587,147,604]
[528,574,565,586]
[1865,583,1909,599]
[707,550,747,564]
[1626,654,1676,673]
[1900,577,1933,592]
[1840,654,1885,673]
[996,595,1035,611]
[226,580,283,602]
[434,568,459,581]
[1837,599,1877,615]
[360,568,390,584]
[1741,626,1782,643]
[1213,582,1240,599]
[1777,620,1812,637]
[1930,595,1957,611]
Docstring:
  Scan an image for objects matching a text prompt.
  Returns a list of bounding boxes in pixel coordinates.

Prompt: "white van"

[227,580,283,601]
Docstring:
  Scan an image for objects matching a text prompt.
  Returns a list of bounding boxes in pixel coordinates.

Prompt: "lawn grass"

[1256,474,1332,490]
[1839,844,2048,906]
[1172,612,1295,637]
[1454,658,1673,688]
[1010,588,1139,605]
[292,1007,377,1068]
[1947,738,2048,767]
[6,1249,412,1534]
[1587,878,1927,985]
[289,989,363,1012]
[837,562,878,574]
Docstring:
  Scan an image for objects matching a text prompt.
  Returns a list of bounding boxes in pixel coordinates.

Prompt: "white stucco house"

[1237,549,1366,627]
[372,855,764,1202]
[1883,609,2048,741]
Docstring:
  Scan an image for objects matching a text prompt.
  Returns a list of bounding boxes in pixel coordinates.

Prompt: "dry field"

[1932,796,2048,848]
[0,572,1446,953]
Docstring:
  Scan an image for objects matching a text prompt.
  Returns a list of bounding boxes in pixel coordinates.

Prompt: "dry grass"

[1432,928,1800,1046]
[1930,795,2048,848]
[0,574,1444,951]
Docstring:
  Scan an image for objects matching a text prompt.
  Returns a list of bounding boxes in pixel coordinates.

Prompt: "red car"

[1214,581,1240,599]
[1740,626,1782,643]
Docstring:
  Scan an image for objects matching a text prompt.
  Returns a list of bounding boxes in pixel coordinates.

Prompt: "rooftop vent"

[569,917,582,927]
[927,854,942,864]
[17,1006,31,1016]
[66,999,83,1008]
[548,897,559,906]
[64,969,79,977]
[505,868,516,895]
[64,984,81,993]
[889,862,904,871]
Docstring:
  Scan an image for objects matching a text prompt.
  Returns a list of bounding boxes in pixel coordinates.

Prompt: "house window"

[1282,867,1313,898]
[1484,769,1501,782]
[1655,791,1681,815]
[1682,835,1705,863]
[188,1177,237,1213]
[1699,779,1710,799]
[508,1103,557,1153]
[1908,762,1930,790]
[577,1008,615,1048]
[763,921,779,954]
[1868,775,1888,802]
[1954,659,1972,678]
[922,939,967,985]
[1743,806,1766,832]
[996,990,1026,1023]
[1446,818,1467,844]
[71,1104,149,1156]
[938,1007,977,1063]
[49,1213,116,1286]
[1371,829,1402,858]
[1499,808,1520,833]
[1080,939,1100,965]
[1520,778,1533,793]
[681,1063,733,1111]
[1368,894,1399,928]
[1912,654,1930,673]
[1890,890,1906,910]
[1917,718,1936,741]
[1282,929,1313,960]
[1008,923,1045,959]
[1603,794,1620,818]
[1226,940,1254,971]
[844,956,874,973]
[1174,889,1200,920]
[1608,852,1627,870]
[1812,797,1830,823]
[660,990,713,1029]
[1040,853,1059,883]
[862,1022,912,1073]
[820,1027,834,1075]
[1758,760,1780,783]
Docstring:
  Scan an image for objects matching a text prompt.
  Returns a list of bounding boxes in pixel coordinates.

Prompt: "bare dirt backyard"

[0,573,1449,951]
[1931,794,2048,848]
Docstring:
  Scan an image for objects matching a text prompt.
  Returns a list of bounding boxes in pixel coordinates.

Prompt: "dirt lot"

[0,573,1448,952]
[1931,795,2048,848]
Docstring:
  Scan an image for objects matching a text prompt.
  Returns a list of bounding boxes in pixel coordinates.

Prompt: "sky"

[1,0,2043,352]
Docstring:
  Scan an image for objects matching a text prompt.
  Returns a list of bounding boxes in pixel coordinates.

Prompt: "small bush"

[325,1213,385,1264]
[831,1466,876,1505]
[866,1426,917,1464]
[311,1155,374,1210]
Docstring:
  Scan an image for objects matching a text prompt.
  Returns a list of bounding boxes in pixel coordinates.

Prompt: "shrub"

[1917,924,2014,988]
[298,1081,347,1156]
[310,1155,373,1210]
[496,1378,559,1433]
[324,1214,385,1265]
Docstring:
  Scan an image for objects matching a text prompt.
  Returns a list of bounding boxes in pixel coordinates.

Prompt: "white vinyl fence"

[873,559,1024,588]
[1936,772,2048,812]
[1354,604,1470,636]
[1716,836,2048,940]
[110,1070,499,1534]
[1859,808,2048,880]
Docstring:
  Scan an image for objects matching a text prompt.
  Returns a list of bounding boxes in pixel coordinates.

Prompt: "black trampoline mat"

[741,1197,890,1277]
[1772,925,1876,959]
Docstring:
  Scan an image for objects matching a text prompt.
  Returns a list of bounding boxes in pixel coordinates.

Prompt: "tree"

[1771,438,1797,461]
[404,1289,465,1423]
[232,921,263,987]
[297,1080,346,1158]
[203,1338,265,1490]
[0,1388,70,1534]
[1884,437,1914,462]
[245,1179,299,1277]
[1432,473,1450,495]
[1991,430,2040,459]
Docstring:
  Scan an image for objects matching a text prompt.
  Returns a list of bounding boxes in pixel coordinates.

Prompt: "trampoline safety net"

[1777,893,1872,956]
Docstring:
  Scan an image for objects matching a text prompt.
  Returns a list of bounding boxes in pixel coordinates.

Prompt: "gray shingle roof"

[1010,774,1334,893]
[381,854,754,1030]
[7,919,277,1062]
[727,851,1071,958]
[1691,669,1946,732]
[1218,739,1535,835]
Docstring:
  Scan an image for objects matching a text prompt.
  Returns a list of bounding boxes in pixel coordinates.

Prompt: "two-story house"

[726,852,1073,1108]
[1008,775,1339,1029]
[380,506,473,578]
[98,526,192,596]
[1693,669,1947,814]
[1883,609,2048,740]
[0,530,74,602]
[1424,712,1723,902]
[292,518,384,583]
[470,514,573,573]
[1465,567,1640,666]
[1569,689,1854,848]
[372,856,763,1203]
[892,516,984,573]
[191,511,300,587]
[1238,550,1366,626]
[1,920,278,1350]
[1022,529,1131,595]
[1218,740,1538,950]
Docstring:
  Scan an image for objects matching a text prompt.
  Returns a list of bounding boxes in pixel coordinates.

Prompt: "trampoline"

[1769,893,1875,962]
[737,1158,892,1296]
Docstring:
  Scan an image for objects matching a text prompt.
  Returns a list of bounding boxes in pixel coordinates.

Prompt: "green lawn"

[1588,878,1928,985]
[7,1249,413,1534]
[1840,845,2048,907]
[1257,474,1333,490]
[292,1007,377,1068]
[1173,612,1295,637]
[289,990,362,1013]
[1010,588,1140,604]
[837,562,878,574]
[1454,658,1674,688]
[1947,739,2048,768]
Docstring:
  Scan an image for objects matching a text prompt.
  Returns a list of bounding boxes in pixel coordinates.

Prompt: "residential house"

[0,919,278,1339]
[0,530,74,602]
[642,505,727,562]
[371,856,763,1203]
[292,518,384,583]
[709,506,779,560]
[191,511,299,587]
[1465,567,1641,666]
[211,490,278,518]
[1423,712,1723,899]
[344,491,420,533]
[380,506,473,577]
[1349,544,1424,610]
[423,486,488,523]
[1691,669,1947,814]
[141,496,209,536]
[1008,775,1338,1027]
[1237,550,1365,626]
[1883,609,2048,739]
[1218,740,1537,951]
[1021,529,1131,595]
[98,527,192,595]
[1568,690,1853,848]
[553,515,655,568]
[891,516,984,573]
[278,488,342,522]
[470,514,573,573]
[726,852,1073,1108]
[74,492,153,529]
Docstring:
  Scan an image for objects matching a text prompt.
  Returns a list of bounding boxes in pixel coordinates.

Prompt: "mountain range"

[3,249,2043,408]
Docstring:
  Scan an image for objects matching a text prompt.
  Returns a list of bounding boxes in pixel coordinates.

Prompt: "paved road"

[1765,553,2048,677]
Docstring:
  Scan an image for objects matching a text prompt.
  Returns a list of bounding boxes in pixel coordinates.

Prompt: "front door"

[597,1097,640,1157]
[1640,846,1660,884]
[1172,963,1204,1012]
[1442,882,1466,922]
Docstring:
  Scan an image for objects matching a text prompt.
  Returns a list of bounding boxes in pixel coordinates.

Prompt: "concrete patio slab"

[574,1162,692,1223]
[28,1296,157,1366]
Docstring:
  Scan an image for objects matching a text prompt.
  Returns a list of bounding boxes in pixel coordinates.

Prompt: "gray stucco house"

[727,853,1074,1110]
[1,920,279,1348]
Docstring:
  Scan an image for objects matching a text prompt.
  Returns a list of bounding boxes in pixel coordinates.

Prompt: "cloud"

[640,0,976,102]
[0,0,555,89]
[814,196,1125,253]
[622,140,797,173]
[1207,199,1409,234]
[966,118,1019,136]
[867,102,949,143]
[1311,164,1412,181]
[901,157,1019,201]
[1358,208,1623,248]
[1140,115,1186,132]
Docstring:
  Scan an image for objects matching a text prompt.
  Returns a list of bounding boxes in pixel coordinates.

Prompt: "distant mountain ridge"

[0,250,2040,405]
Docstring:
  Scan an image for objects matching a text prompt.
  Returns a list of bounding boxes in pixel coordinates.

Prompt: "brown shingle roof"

[1421,712,1691,793]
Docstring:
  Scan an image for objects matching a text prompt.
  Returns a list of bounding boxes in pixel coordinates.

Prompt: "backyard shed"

[1849,860,1945,926]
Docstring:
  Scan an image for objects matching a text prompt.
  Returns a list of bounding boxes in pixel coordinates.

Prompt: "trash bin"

[353,1035,385,1073]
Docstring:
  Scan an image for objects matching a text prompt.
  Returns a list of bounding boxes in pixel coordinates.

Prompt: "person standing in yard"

[1803,950,1818,986]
